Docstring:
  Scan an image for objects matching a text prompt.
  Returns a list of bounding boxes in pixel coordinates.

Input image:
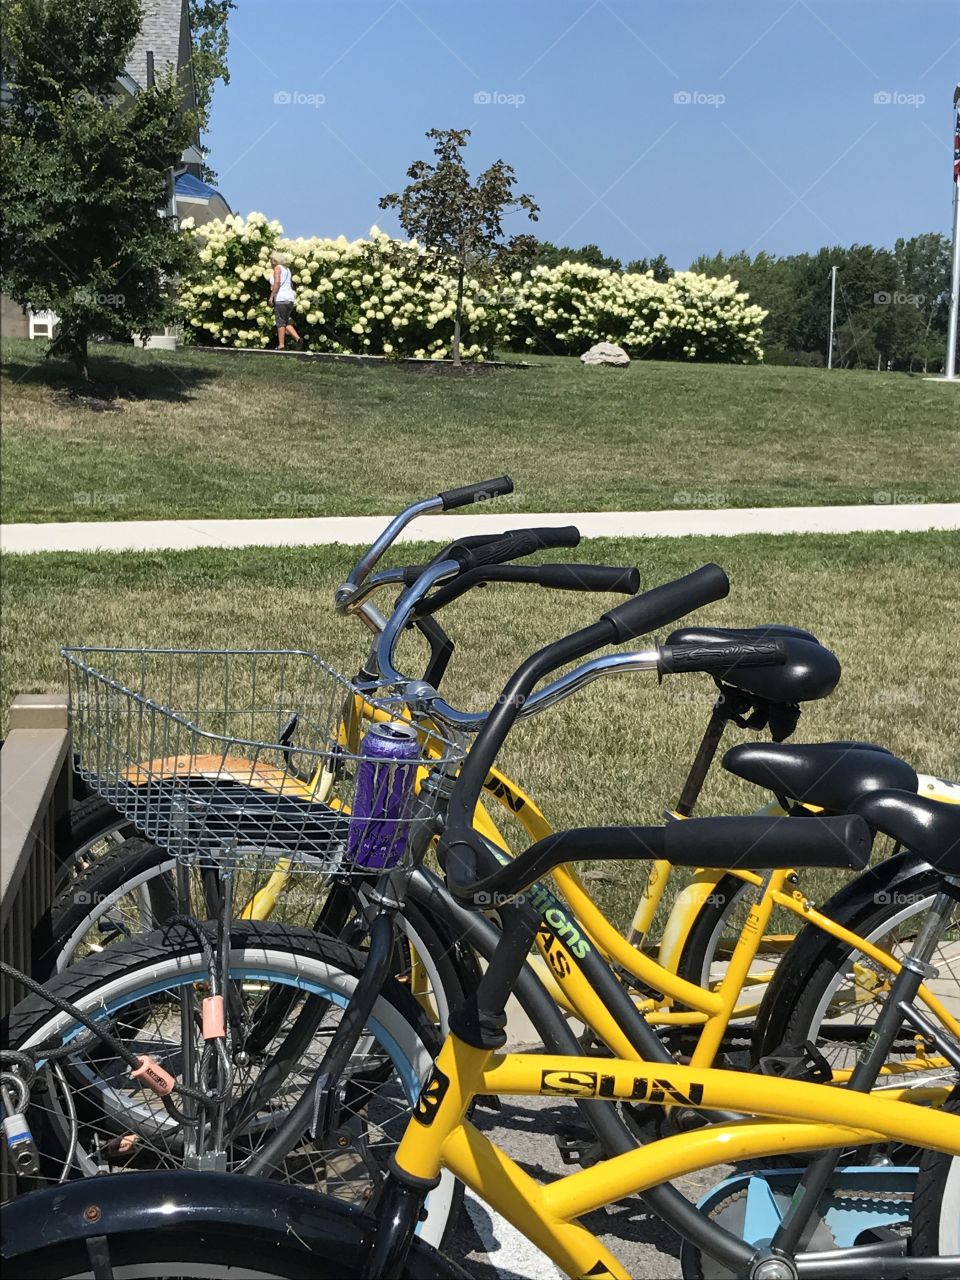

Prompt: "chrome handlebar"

[336,494,444,609]
[334,487,659,727]
[374,559,659,731]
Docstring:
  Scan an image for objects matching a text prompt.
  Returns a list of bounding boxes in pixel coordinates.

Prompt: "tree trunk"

[74,329,90,382]
[451,262,465,366]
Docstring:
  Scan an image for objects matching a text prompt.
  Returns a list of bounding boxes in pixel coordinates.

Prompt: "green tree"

[1,0,195,379]
[532,240,622,271]
[380,127,539,364]
[626,253,672,281]
[893,233,952,371]
[188,0,235,180]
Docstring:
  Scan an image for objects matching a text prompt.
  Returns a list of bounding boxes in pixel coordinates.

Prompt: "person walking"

[269,251,301,350]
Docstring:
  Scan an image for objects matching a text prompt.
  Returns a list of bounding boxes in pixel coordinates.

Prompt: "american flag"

[955,87,960,183]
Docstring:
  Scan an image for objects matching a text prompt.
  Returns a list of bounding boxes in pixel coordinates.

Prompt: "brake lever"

[415,615,455,688]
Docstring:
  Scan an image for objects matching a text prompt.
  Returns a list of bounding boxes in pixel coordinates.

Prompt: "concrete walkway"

[3,503,959,555]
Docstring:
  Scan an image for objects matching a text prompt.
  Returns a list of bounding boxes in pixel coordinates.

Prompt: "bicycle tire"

[7,920,462,1249]
[46,836,176,973]
[911,1096,960,1259]
[756,862,959,1077]
[49,795,136,895]
[47,841,475,1034]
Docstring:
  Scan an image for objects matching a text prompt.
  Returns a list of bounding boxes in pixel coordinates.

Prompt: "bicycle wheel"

[45,837,179,974]
[48,843,472,1034]
[10,1231,337,1279]
[911,1096,960,1258]
[7,921,460,1248]
[59,795,135,882]
[757,863,960,1085]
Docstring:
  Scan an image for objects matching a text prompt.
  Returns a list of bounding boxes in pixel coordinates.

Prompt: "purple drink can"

[346,720,420,870]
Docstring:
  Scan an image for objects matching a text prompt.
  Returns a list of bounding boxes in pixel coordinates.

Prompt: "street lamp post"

[944,83,960,379]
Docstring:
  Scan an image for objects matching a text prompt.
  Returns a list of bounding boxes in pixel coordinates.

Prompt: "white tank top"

[275,265,295,302]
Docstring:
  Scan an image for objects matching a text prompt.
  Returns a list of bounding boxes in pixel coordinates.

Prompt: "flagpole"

[827,264,838,369]
[945,83,960,379]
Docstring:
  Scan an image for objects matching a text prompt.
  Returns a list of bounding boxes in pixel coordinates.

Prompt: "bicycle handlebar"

[339,476,517,599]
[447,525,581,572]
[657,638,786,676]
[403,561,641,599]
[442,813,871,905]
[600,564,730,643]
[429,561,730,817]
[437,476,514,510]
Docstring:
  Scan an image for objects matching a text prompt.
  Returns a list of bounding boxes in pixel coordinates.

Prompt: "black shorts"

[274,301,294,326]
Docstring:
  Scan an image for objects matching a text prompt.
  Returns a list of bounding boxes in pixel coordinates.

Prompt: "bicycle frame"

[127,683,960,1089]
[472,769,960,1076]
[390,1036,960,1280]
[368,878,960,1279]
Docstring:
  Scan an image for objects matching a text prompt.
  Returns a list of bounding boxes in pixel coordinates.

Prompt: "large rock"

[580,341,630,366]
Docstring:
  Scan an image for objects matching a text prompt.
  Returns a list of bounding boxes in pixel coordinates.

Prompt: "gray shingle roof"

[126,0,190,90]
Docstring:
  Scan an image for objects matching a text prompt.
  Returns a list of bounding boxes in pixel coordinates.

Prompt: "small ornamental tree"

[380,128,538,364]
[1,0,195,379]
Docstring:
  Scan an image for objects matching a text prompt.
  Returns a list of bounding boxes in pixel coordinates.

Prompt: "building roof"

[127,0,190,91]
[175,172,224,201]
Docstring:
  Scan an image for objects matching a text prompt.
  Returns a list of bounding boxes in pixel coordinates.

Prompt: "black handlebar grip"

[657,638,787,676]
[437,476,514,511]
[600,563,730,644]
[663,813,872,870]
[450,526,581,572]
[535,564,641,595]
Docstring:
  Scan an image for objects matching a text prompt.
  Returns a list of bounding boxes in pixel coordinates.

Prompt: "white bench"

[27,308,59,340]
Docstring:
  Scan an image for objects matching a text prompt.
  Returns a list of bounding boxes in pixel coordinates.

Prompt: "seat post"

[674,700,729,816]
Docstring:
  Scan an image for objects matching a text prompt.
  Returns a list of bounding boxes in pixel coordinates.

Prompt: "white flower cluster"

[177,214,767,362]
[508,262,767,362]
[177,213,498,358]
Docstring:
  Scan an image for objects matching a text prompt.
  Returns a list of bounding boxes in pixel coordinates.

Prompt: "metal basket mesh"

[63,647,463,877]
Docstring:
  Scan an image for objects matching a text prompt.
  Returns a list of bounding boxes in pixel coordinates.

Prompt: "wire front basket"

[63,648,464,878]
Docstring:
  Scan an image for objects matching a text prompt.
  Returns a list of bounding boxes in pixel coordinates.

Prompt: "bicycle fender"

[752,848,934,1059]
[1,1173,468,1278]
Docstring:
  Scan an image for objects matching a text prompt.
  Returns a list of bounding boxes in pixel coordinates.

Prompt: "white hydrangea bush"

[505,262,766,362]
[178,215,767,362]
[177,213,502,358]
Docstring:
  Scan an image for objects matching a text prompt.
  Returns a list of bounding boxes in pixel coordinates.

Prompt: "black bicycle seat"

[663,626,840,705]
[853,789,960,873]
[723,740,919,811]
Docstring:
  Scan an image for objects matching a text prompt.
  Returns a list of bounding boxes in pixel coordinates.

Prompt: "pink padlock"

[130,1055,175,1096]
[202,995,226,1040]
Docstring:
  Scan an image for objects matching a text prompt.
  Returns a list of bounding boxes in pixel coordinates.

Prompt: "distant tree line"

[529,234,954,372]
[531,241,673,281]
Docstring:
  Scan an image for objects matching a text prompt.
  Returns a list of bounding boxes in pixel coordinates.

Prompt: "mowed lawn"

[3,530,957,925]
[2,337,958,522]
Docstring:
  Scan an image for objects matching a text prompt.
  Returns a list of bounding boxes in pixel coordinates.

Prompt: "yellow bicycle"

[53,481,960,1096]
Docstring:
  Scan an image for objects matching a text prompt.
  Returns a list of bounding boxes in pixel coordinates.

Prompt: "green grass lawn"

[2,337,958,522]
[3,530,957,925]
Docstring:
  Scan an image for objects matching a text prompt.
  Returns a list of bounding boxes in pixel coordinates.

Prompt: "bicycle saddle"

[663,625,840,705]
[853,789,960,873]
[723,740,919,811]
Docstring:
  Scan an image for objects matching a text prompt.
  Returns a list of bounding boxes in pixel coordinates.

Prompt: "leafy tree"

[532,240,622,272]
[626,253,673,281]
[1,0,196,379]
[188,0,235,180]
[691,239,954,371]
[893,233,952,371]
[380,127,539,364]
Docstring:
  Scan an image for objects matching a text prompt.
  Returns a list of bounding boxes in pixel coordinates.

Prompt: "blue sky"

[207,1,959,268]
